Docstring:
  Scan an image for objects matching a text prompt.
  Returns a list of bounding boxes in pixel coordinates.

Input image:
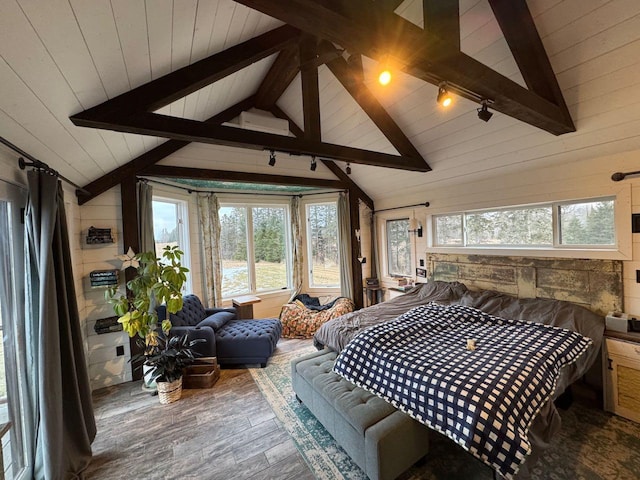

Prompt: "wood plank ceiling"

[1,0,640,205]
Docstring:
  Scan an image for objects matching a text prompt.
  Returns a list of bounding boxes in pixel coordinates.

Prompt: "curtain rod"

[611,170,640,181]
[142,177,345,198]
[374,201,430,213]
[0,136,90,195]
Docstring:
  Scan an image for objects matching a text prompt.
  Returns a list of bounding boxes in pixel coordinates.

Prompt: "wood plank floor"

[85,338,315,480]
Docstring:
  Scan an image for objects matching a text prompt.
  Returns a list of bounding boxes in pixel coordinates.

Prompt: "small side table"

[232,295,262,319]
[602,330,640,423]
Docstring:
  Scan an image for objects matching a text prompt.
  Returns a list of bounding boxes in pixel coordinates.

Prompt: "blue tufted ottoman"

[215,318,282,367]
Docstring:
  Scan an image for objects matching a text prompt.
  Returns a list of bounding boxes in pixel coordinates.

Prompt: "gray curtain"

[197,193,223,307]
[137,181,155,254]
[337,192,354,299]
[24,171,96,479]
[289,196,304,301]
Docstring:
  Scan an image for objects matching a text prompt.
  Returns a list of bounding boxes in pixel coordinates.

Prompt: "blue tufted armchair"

[156,294,237,357]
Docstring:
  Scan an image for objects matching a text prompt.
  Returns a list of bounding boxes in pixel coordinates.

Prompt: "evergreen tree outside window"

[559,199,615,246]
[466,207,552,246]
[306,202,340,288]
[386,218,411,276]
[435,214,463,246]
[219,204,291,297]
[219,206,249,297]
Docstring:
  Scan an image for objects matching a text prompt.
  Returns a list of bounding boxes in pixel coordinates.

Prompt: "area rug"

[250,349,640,480]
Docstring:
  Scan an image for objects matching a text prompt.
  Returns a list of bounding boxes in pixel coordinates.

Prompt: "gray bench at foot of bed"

[291,349,430,480]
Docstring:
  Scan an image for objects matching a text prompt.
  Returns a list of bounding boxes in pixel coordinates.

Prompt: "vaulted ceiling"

[1,0,639,206]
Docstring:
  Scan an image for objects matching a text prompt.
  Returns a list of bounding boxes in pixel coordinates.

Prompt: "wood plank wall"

[427,253,623,317]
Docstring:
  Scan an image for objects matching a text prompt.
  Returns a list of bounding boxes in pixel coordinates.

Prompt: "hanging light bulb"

[437,82,453,107]
[378,68,391,86]
[310,156,317,171]
[378,54,392,86]
[346,163,351,175]
[268,150,276,166]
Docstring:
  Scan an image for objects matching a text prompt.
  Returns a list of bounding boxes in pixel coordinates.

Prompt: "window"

[219,205,290,297]
[434,215,463,246]
[466,206,552,246]
[152,197,191,292]
[433,197,616,249]
[386,218,412,276]
[558,199,615,246]
[0,182,28,480]
[306,202,340,288]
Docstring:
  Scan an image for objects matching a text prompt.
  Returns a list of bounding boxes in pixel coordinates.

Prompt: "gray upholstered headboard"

[426,253,623,317]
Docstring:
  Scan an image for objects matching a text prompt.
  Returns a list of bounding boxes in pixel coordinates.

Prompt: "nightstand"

[602,331,640,423]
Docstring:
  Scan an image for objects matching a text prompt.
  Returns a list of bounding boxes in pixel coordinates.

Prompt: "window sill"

[222,288,292,302]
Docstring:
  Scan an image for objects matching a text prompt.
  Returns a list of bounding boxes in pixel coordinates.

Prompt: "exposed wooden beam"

[270,105,304,138]
[321,160,374,211]
[273,103,366,307]
[234,0,575,135]
[141,164,346,189]
[423,0,460,51]
[488,0,573,125]
[76,96,257,204]
[270,105,374,211]
[120,176,143,381]
[346,53,364,84]
[299,34,322,141]
[348,191,364,308]
[319,41,429,168]
[81,111,430,171]
[255,46,300,109]
[70,25,299,123]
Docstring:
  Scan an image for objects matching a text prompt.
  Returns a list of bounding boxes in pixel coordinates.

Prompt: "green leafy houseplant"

[107,246,194,386]
[107,246,188,348]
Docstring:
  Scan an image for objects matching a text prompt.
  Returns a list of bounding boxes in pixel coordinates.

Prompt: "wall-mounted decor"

[89,269,119,288]
[93,316,123,334]
[86,226,114,244]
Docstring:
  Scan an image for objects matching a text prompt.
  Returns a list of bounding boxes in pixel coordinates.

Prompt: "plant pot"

[142,364,157,392]
[156,377,182,404]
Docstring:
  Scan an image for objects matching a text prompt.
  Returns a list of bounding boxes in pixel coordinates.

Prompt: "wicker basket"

[156,378,182,404]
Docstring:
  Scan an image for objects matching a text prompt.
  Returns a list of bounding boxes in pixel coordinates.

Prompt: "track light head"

[310,156,317,172]
[437,82,453,107]
[346,163,351,175]
[477,101,493,122]
[268,150,276,166]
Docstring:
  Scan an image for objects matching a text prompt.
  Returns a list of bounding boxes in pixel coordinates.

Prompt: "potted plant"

[107,246,194,402]
[138,328,201,404]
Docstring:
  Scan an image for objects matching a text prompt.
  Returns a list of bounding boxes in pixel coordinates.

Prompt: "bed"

[313,254,620,479]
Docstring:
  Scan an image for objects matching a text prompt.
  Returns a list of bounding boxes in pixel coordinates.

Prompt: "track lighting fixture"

[477,100,493,122]
[437,82,453,107]
[310,156,317,172]
[268,150,276,166]
[346,163,351,175]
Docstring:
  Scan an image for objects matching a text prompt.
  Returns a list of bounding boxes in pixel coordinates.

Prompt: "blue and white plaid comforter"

[333,303,592,479]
